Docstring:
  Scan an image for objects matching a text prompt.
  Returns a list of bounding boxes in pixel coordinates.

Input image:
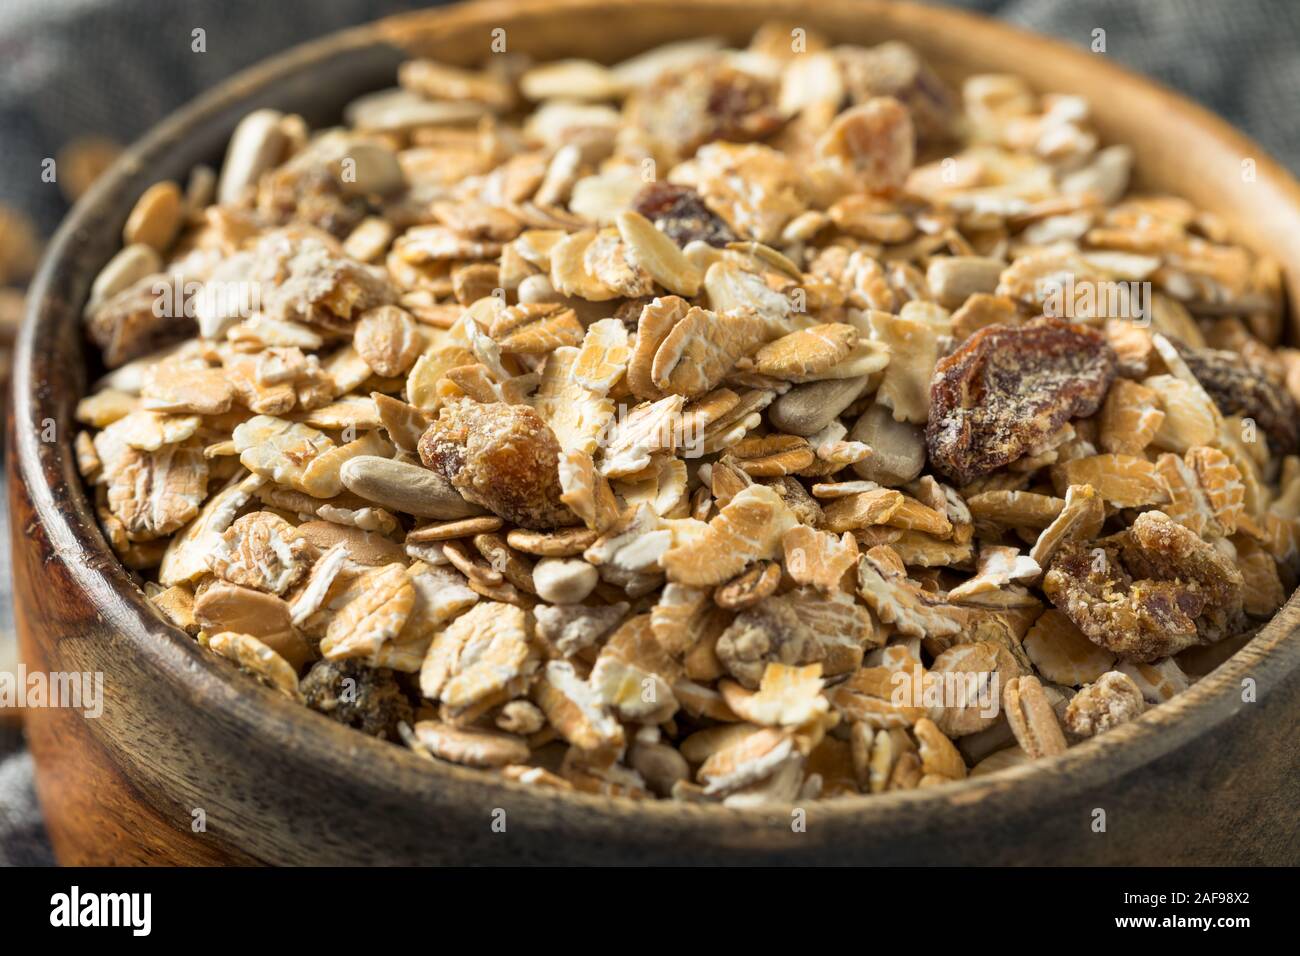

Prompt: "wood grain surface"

[9,0,1300,865]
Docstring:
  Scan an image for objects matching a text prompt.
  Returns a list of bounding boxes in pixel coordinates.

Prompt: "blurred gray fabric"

[1,0,1298,866]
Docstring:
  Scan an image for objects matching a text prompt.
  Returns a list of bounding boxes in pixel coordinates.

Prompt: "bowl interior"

[15,0,1300,847]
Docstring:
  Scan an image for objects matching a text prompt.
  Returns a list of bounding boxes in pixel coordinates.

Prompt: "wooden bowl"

[10,0,1300,865]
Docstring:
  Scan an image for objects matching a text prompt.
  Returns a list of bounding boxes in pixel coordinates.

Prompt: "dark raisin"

[628,64,784,166]
[926,318,1117,485]
[300,658,414,739]
[417,401,573,529]
[1176,342,1300,455]
[632,182,736,248]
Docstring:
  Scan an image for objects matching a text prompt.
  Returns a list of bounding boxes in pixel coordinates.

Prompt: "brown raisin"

[300,659,413,739]
[836,42,957,145]
[1176,342,1300,454]
[1043,510,1245,662]
[627,62,784,165]
[926,318,1117,484]
[418,400,574,529]
[632,181,737,249]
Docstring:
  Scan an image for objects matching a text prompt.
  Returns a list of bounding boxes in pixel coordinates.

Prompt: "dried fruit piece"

[927,319,1117,485]
[418,400,573,529]
[1178,343,1300,454]
[301,659,412,738]
[631,181,737,248]
[1043,510,1245,662]
[1063,671,1146,738]
[628,61,782,165]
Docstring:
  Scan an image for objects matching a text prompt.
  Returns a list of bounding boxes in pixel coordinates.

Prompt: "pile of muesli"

[74,24,1300,804]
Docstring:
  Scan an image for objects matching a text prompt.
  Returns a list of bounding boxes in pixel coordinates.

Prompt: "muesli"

[74,24,1299,804]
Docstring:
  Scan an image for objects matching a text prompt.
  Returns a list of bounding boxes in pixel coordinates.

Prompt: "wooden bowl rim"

[14,0,1300,833]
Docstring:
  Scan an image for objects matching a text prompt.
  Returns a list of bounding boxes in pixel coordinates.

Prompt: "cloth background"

[2,0,1298,866]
